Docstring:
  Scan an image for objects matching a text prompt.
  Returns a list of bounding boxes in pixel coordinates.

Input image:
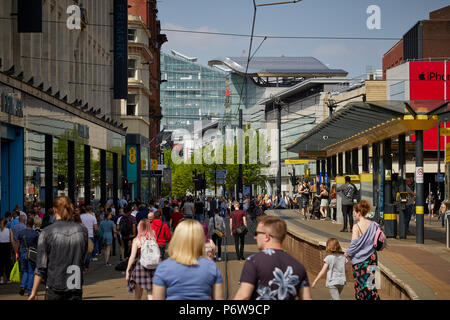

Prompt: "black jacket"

[35,220,88,291]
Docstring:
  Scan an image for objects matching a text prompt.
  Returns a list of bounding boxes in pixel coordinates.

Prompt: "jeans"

[405,205,414,233]
[233,233,245,260]
[212,234,222,258]
[20,254,35,294]
[342,205,353,231]
[195,213,204,223]
[85,237,96,268]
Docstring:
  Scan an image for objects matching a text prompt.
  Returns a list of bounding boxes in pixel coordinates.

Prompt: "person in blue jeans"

[16,217,39,296]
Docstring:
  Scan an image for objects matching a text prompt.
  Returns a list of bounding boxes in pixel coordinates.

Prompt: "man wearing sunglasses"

[234,216,312,300]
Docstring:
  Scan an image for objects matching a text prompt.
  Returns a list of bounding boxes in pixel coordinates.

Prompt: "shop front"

[1,80,126,215]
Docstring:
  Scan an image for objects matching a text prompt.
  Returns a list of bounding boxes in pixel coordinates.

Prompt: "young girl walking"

[311,238,347,300]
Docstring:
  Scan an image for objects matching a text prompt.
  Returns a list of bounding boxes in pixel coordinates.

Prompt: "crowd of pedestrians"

[1,182,441,301]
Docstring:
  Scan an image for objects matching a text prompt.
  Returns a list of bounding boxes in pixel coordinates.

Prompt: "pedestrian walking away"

[80,205,98,270]
[126,219,158,300]
[344,200,380,300]
[230,201,247,261]
[0,217,14,284]
[149,210,172,261]
[16,217,39,296]
[152,219,224,300]
[311,238,347,300]
[337,176,357,232]
[208,209,226,261]
[28,196,88,300]
[234,215,312,300]
[119,204,137,259]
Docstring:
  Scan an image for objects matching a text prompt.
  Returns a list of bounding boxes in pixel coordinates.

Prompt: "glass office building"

[160,51,227,131]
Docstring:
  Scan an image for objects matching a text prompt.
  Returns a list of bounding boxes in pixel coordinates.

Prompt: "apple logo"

[419,73,425,80]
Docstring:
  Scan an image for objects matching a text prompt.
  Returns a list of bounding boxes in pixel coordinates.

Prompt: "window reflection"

[24,130,45,213]
[53,137,68,198]
[75,143,85,206]
[91,148,101,211]
[106,151,113,201]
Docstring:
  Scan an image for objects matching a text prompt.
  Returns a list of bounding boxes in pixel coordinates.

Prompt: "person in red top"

[170,207,184,231]
[149,209,171,261]
[230,201,247,261]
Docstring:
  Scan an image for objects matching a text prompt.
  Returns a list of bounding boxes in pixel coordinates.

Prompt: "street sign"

[285,159,309,164]
[216,180,226,184]
[151,159,158,170]
[416,166,424,184]
[208,170,227,174]
[216,172,227,179]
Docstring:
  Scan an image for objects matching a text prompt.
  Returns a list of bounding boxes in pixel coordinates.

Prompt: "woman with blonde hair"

[152,219,224,300]
[126,219,157,300]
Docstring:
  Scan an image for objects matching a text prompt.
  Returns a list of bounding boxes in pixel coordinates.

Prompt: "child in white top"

[311,238,347,300]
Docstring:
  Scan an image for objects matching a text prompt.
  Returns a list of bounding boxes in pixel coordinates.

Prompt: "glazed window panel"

[53,137,68,198]
[24,130,45,211]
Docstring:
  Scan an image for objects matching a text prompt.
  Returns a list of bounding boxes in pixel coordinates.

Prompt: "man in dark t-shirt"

[234,216,311,300]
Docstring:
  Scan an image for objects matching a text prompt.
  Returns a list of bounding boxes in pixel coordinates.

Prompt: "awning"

[286,100,449,156]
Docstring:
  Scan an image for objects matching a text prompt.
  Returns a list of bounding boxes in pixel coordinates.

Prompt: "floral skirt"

[127,261,155,293]
[352,253,380,300]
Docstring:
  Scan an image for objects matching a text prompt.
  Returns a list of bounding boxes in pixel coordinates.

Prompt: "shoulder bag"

[23,234,38,265]
[213,216,224,238]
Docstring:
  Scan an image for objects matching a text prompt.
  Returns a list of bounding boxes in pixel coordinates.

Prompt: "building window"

[128,29,136,42]
[127,94,137,115]
[128,59,137,79]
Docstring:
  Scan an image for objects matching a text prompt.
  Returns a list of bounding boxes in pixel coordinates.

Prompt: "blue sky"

[157,0,449,78]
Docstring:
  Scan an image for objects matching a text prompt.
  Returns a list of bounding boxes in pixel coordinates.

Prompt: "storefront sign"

[299,151,326,160]
[113,0,128,99]
[440,128,450,136]
[1,93,23,117]
[446,143,450,163]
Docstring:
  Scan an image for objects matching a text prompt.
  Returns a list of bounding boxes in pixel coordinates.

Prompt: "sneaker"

[105,263,112,267]
[340,229,348,233]
[332,220,337,224]
[92,258,98,261]
[19,288,25,296]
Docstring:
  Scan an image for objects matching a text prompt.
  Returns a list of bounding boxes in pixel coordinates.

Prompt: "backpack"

[344,183,360,203]
[373,223,386,251]
[139,238,161,269]
[119,215,133,238]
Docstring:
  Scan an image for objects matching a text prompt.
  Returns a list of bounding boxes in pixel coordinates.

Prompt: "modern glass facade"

[160,52,227,131]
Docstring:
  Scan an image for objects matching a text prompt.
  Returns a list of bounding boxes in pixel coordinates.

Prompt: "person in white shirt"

[131,203,138,217]
[81,205,98,269]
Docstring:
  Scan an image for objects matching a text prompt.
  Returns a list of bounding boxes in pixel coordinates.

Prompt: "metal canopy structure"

[287,100,449,156]
[208,56,348,77]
